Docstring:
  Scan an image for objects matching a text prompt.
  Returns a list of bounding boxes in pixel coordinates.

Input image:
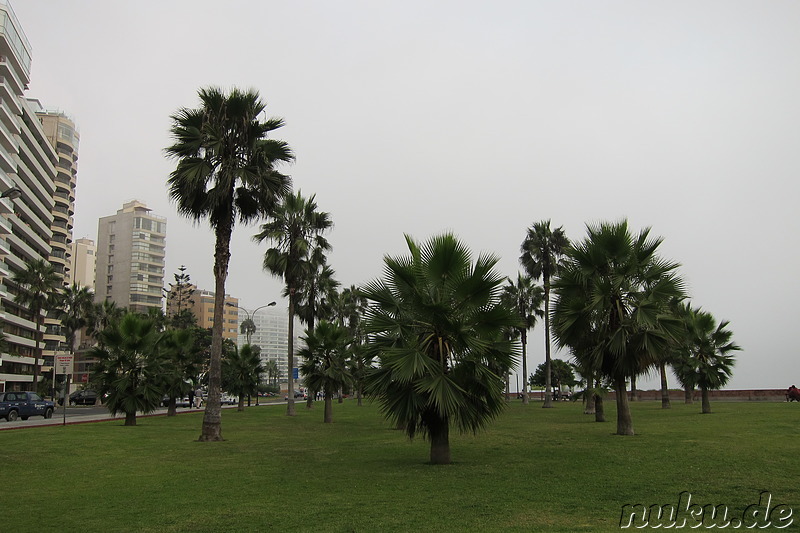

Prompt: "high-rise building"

[36,105,79,372]
[95,200,166,313]
[234,306,300,385]
[0,0,60,392]
[69,237,95,289]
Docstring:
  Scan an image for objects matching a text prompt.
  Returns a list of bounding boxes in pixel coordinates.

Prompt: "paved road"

[0,400,286,431]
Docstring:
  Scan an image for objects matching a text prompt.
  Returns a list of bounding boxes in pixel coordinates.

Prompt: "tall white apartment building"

[95,200,165,313]
[234,306,301,385]
[0,0,60,392]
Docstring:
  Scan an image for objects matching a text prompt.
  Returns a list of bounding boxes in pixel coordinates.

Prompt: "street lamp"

[226,301,277,406]
[226,301,277,345]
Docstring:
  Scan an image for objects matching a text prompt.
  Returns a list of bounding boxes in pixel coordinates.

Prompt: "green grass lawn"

[3,400,797,532]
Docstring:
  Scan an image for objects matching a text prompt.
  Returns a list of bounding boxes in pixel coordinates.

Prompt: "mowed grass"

[3,399,798,532]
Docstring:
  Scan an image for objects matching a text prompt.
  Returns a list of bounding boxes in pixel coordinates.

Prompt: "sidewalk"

[0,401,284,431]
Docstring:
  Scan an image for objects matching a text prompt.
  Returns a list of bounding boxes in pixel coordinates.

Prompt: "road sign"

[56,354,73,375]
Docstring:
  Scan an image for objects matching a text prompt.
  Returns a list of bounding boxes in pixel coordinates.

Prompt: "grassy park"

[3,400,797,532]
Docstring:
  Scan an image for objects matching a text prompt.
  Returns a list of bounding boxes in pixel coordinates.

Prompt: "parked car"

[220,394,238,405]
[58,389,99,406]
[0,391,55,421]
[162,396,193,408]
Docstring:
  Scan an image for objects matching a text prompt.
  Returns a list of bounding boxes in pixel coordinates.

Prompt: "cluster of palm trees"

[12,259,96,396]
[550,220,740,435]
[166,87,374,439]
[164,86,739,457]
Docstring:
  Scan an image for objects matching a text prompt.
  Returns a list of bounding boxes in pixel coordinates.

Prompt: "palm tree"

[253,190,332,416]
[263,359,280,388]
[90,313,164,426]
[240,318,257,345]
[161,328,202,416]
[551,220,685,435]
[362,233,519,464]
[57,284,94,399]
[299,321,352,423]
[86,300,124,347]
[501,273,543,405]
[12,259,62,393]
[167,86,293,440]
[296,252,339,408]
[332,285,371,405]
[679,306,740,414]
[222,344,264,411]
[520,220,569,408]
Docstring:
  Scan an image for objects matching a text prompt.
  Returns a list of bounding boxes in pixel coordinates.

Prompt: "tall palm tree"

[500,273,543,405]
[299,321,352,423]
[12,259,62,392]
[335,285,371,406]
[253,190,332,416]
[520,220,569,408]
[551,220,685,435]
[362,233,519,464]
[678,306,740,414]
[296,252,339,408]
[222,344,264,412]
[167,86,292,440]
[57,284,94,398]
[161,328,202,416]
[90,313,164,426]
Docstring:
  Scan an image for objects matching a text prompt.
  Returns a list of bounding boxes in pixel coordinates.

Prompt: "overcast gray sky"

[16,1,800,390]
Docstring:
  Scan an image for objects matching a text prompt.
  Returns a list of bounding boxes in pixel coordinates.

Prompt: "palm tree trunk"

[286,288,296,416]
[660,363,671,409]
[543,278,553,408]
[684,385,693,404]
[356,384,363,407]
[124,411,137,426]
[595,394,605,422]
[168,398,177,417]
[429,419,451,465]
[33,312,43,394]
[324,389,333,423]
[505,372,510,402]
[629,374,638,401]
[199,224,232,442]
[594,378,605,422]
[585,391,596,415]
[238,397,245,411]
[614,375,634,435]
[701,386,711,414]
[521,330,529,405]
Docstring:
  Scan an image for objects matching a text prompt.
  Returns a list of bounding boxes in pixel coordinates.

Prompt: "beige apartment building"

[166,283,239,341]
[95,200,165,313]
[69,237,95,289]
[36,107,79,371]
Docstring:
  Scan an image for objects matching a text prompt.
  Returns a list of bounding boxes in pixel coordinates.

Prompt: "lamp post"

[226,301,277,345]
[225,301,276,405]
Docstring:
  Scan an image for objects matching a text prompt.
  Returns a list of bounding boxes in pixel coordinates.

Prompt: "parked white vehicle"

[220,394,238,405]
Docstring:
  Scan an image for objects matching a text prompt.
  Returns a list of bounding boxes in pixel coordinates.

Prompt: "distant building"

[234,305,300,385]
[166,283,239,342]
[95,200,166,313]
[69,237,95,289]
